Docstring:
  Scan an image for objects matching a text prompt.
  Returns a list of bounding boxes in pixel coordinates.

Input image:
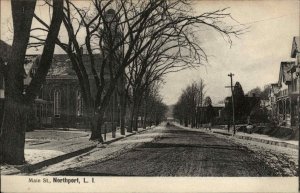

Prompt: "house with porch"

[275,61,297,127]
[269,36,300,128]
[288,36,300,127]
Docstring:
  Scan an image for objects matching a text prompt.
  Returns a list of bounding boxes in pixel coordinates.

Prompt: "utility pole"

[227,73,236,135]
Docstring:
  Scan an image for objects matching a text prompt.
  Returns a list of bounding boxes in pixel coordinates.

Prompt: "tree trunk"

[90,112,104,142]
[119,96,126,135]
[142,98,148,129]
[118,73,126,135]
[184,118,188,127]
[131,91,143,132]
[0,0,63,164]
[0,98,27,164]
[0,0,36,164]
[128,101,136,133]
[133,106,139,131]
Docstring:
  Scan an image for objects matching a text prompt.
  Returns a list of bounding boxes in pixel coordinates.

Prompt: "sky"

[1,0,299,106]
[161,0,299,105]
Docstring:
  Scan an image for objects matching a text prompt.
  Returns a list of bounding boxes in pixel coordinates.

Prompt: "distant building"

[196,104,225,126]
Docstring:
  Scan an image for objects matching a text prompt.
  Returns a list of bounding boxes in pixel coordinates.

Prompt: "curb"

[19,145,97,174]
[213,131,233,136]
[172,124,298,150]
[5,127,154,175]
[234,135,298,149]
[212,131,298,149]
[103,133,134,145]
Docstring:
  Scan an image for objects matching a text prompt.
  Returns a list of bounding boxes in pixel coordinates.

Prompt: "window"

[278,101,283,114]
[292,78,297,92]
[76,90,83,117]
[286,99,290,114]
[36,87,43,99]
[30,67,37,77]
[53,89,61,117]
[40,105,43,118]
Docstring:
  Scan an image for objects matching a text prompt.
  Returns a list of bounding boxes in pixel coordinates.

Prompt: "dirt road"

[51,124,295,176]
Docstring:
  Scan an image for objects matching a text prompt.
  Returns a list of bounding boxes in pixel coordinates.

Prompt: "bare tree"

[0,0,64,164]
[173,80,206,127]
[141,82,165,128]
[120,1,243,131]
[195,79,206,127]
[32,0,243,142]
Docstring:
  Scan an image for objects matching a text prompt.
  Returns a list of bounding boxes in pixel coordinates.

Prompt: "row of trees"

[173,80,215,127]
[0,0,242,164]
[138,84,168,128]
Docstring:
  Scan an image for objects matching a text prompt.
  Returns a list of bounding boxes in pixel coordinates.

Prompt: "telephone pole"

[227,73,236,135]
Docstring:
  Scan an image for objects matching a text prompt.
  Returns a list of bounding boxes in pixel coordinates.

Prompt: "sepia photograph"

[0,0,299,192]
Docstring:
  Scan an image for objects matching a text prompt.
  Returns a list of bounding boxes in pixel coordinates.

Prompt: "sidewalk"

[173,123,299,149]
[1,127,152,175]
[211,127,298,149]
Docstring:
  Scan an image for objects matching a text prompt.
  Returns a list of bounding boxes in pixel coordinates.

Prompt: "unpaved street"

[49,124,297,176]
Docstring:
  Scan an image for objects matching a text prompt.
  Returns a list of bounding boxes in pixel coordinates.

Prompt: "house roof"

[291,36,300,58]
[271,83,278,87]
[270,83,280,95]
[278,61,295,86]
[26,54,103,77]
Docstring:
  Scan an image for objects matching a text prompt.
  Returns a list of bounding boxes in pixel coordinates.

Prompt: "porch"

[276,95,298,127]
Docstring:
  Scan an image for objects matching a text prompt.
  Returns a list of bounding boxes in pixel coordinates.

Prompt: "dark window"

[286,99,290,114]
[54,90,61,117]
[76,90,83,117]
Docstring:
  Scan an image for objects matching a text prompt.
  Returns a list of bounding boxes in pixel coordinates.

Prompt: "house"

[269,37,300,128]
[269,36,300,128]
[287,36,300,127]
[273,61,297,127]
[0,43,123,130]
[26,53,122,129]
[1,9,124,130]
[196,104,225,126]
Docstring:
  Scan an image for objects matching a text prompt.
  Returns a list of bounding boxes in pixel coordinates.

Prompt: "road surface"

[50,124,293,176]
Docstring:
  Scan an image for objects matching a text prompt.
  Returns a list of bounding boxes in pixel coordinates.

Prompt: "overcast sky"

[161,0,299,105]
[1,0,299,106]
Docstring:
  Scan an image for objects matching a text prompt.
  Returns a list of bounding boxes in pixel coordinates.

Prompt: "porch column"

[290,98,292,125]
[298,96,300,125]
[283,99,286,119]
